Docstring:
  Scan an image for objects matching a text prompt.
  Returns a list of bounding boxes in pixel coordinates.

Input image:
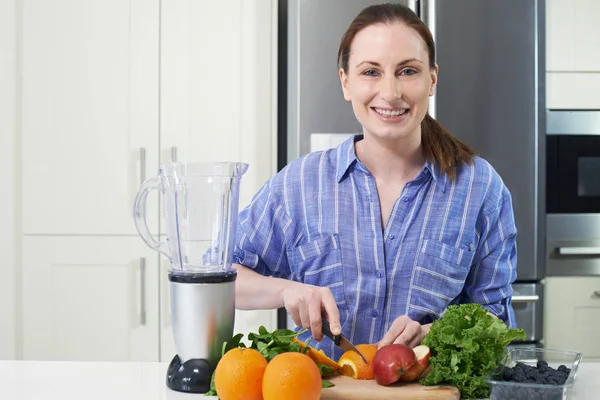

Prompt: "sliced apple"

[372,344,418,386]
[397,345,431,382]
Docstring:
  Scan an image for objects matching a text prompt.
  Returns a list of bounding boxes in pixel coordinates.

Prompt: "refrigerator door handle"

[420,0,437,119]
[557,247,600,256]
[512,295,540,303]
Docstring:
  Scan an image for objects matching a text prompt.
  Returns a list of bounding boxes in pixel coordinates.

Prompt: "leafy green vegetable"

[420,303,526,399]
[204,326,337,397]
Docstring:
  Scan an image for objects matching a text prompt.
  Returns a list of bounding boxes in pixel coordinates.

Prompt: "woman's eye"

[363,69,379,76]
[399,68,417,76]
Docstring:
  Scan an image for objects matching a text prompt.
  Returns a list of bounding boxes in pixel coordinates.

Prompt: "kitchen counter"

[2,360,599,399]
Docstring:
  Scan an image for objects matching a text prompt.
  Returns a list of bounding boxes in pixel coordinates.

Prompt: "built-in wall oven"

[546,110,600,276]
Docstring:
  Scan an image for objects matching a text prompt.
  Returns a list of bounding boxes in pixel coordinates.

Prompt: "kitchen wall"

[0,0,17,360]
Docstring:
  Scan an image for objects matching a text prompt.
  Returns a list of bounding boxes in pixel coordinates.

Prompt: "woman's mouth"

[371,107,409,122]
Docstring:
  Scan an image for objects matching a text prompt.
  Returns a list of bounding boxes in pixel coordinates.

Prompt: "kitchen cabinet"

[21,236,160,361]
[21,0,160,236]
[546,0,600,109]
[19,0,278,362]
[546,0,600,72]
[543,277,600,362]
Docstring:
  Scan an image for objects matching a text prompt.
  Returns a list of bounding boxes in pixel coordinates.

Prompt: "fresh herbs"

[420,303,527,399]
[205,326,336,397]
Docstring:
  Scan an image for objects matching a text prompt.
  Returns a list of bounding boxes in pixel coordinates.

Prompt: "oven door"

[547,111,600,214]
[512,283,543,343]
[547,214,600,276]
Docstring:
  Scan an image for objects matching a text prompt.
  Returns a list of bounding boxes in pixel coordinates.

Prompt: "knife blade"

[321,317,368,363]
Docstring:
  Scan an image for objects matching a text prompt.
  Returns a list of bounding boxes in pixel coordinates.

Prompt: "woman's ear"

[339,68,351,101]
[429,64,439,97]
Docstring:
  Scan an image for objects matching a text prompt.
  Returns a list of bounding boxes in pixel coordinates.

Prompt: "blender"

[133,161,248,393]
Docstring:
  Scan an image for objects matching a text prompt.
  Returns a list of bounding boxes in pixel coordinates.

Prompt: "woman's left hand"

[377,315,432,349]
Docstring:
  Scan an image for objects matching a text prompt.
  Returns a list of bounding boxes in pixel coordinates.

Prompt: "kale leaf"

[420,303,526,399]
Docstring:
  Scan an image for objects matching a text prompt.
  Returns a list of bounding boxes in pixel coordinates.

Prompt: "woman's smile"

[371,106,410,123]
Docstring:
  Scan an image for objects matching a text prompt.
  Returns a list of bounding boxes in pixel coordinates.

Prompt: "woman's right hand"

[281,283,341,341]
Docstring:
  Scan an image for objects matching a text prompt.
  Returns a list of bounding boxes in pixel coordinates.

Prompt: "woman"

[232,3,518,361]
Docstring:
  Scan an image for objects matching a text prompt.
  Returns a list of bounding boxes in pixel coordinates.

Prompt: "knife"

[321,317,368,363]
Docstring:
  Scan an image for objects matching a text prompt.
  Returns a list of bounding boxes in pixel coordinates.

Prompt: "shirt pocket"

[288,234,347,311]
[411,239,475,316]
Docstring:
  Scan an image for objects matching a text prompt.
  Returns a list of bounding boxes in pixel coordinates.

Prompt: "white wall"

[0,0,17,359]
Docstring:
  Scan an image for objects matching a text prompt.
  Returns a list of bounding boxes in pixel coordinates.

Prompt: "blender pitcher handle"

[133,177,171,261]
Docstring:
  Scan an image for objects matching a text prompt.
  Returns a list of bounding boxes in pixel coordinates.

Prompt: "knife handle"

[321,318,341,346]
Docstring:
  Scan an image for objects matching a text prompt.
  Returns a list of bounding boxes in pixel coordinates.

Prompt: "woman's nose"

[379,75,401,102]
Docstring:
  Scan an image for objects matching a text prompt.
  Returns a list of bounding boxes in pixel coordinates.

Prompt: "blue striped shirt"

[234,134,517,360]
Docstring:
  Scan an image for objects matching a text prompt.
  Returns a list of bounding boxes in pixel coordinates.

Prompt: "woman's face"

[339,22,438,143]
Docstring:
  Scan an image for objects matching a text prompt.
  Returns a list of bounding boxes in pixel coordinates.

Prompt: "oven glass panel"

[578,157,600,197]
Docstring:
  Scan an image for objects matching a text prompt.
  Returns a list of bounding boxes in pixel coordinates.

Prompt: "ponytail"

[421,114,478,182]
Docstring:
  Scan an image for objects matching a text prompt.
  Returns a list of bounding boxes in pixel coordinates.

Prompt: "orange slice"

[292,338,341,371]
[337,344,378,380]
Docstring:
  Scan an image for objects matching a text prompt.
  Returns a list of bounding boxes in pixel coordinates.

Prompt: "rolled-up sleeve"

[233,180,294,279]
[464,192,518,328]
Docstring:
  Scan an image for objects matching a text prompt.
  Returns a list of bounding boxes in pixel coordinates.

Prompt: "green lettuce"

[420,303,526,399]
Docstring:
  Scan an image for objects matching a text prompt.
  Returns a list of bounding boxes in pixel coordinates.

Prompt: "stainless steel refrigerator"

[277,0,546,347]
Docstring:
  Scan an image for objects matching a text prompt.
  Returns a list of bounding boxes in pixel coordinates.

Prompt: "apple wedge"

[397,345,431,382]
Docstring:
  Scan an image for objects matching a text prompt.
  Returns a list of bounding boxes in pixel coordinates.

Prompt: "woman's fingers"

[393,320,422,347]
[320,287,341,336]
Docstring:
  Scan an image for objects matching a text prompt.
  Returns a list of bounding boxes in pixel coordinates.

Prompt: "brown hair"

[337,3,477,181]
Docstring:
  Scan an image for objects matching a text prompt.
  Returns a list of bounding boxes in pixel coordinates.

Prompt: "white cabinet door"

[547,0,600,72]
[544,277,600,361]
[21,0,160,235]
[22,236,160,361]
[159,0,277,211]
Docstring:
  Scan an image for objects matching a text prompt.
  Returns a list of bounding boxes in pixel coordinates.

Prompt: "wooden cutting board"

[320,376,461,400]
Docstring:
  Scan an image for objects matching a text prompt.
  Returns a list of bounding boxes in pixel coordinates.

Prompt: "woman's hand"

[281,283,341,341]
[377,315,431,349]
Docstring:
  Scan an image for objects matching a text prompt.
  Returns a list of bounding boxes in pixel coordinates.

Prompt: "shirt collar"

[335,134,361,183]
[335,134,447,192]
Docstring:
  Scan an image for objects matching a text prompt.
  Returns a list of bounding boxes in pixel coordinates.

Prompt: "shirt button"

[402,197,409,202]
[371,310,378,318]
[389,234,395,240]
[376,271,382,278]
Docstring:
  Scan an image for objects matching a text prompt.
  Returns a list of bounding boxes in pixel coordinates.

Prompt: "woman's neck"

[355,131,425,183]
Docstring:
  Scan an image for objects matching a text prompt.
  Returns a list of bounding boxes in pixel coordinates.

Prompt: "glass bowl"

[484,347,583,400]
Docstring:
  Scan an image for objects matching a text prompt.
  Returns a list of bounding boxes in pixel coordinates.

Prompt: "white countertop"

[1,360,599,399]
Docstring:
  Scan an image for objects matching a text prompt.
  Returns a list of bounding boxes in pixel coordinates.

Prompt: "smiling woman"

[232,2,518,362]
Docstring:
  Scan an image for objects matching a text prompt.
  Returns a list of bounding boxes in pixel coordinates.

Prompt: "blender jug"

[133,161,248,393]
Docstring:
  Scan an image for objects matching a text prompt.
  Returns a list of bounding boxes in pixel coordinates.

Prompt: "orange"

[262,352,322,400]
[292,337,341,371]
[337,344,378,380]
[214,347,267,400]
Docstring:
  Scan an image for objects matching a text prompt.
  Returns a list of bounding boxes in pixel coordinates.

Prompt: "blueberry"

[537,360,548,369]
[557,364,568,373]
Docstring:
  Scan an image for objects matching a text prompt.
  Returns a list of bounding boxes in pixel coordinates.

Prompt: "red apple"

[372,343,418,386]
[397,345,431,382]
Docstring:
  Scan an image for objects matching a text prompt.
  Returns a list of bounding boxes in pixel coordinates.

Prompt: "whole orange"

[214,347,267,400]
[262,352,322,400]
[337,344,378,380]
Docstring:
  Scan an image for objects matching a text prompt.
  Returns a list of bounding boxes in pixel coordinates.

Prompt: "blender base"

[166,354,213,393]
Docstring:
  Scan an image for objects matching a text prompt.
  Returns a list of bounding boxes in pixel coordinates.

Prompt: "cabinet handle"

[140,257,146,325]
[593,291,600,299]
[139,148,146,184]
[557,247,600,256]
[171,146,178,162]
[512,295,539,303]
